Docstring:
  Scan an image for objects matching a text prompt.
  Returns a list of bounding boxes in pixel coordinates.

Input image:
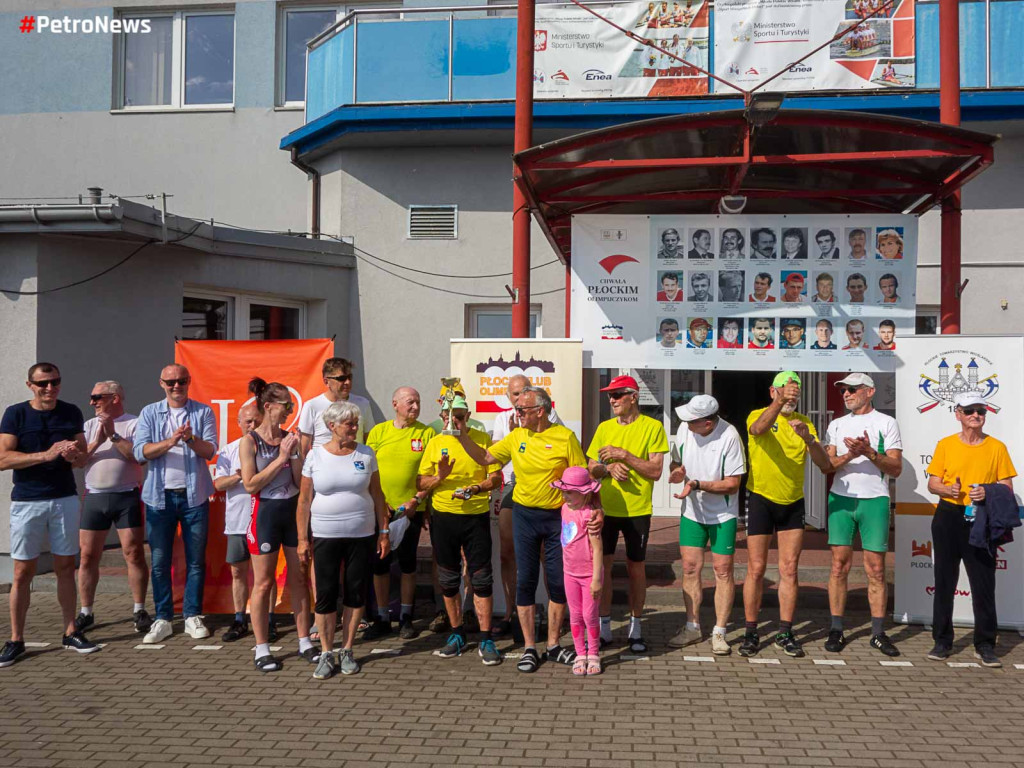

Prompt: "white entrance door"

[802,371,829,530]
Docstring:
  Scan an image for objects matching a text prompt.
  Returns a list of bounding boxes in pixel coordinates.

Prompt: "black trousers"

[931,500,998,648]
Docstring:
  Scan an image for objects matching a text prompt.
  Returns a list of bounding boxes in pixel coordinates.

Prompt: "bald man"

[364,387,437,640]
[134,364,218,644]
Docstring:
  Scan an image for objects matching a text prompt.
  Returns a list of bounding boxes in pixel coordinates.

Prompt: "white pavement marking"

[134,644,164,650]
[620,654,650,661]
[504,653,523,659]
[813,659,846,666]
[23,642,51,648]
[948,662,981,668]
[1014,664,1024,670]
[749,658,781,665]
[683,656,715,662]
[371,648,401,655]
[193,645,222,650]
[249,646,282,652]
[880,660,913,667]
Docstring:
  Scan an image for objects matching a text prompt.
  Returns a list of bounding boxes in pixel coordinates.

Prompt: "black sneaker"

[398,615,419,640]
[738,632,760,657]
[774,631,805,658]
[870,633,900,657]
[221,620,248,643]
[824,630,846,653]
[73,612,95,633]
[0,640,26,668]
[62,632,100,654]
[363,619,392,641]
[133,609,152,634]
[926,643,952,661]
[974,644,1002,668]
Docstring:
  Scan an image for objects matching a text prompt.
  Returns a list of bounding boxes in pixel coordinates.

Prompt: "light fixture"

[744,92,785,127]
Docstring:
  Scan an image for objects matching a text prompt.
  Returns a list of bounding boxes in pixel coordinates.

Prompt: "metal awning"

[512,108,997,262]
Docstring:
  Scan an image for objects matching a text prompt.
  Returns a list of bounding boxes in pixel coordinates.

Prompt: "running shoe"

[62,632,100,654]
[824,630,846,653]
[339,649,360,675]
[926,644,952,661]
[73,613,95,633]
[428,610,449,634]
[398,614,419,640]
[0,640,26,668]
[313,651,338,680]
[478,638,502,666]
[710,633,731,656]
[774,631,805,658]
[974,644,1002,668]
[133,609,153,634]
[221,620,248,643]
[363,619,392,641]
[870,633,900,658]
[438,632,467,658]
[737,632,760,657]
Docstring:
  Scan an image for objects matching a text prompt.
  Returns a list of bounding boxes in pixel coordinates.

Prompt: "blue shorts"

[512,503,566,606]
[10,496,81,560]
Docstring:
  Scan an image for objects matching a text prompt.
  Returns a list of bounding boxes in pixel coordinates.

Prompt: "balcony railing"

[304,0,1024,122]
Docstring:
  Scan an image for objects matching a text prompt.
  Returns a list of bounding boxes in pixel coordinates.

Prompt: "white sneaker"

[184,615,210,639]
[711,632,731,656]
[143,619,173,644]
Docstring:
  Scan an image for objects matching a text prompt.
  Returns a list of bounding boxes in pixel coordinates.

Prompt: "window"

[280,7,339,106]
[916,307,940,334]
[117,11,235,109]
[408,205,458,239]
[466,305,541,338]
[183,291,306,340]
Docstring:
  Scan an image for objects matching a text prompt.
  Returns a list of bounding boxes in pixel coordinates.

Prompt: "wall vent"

[408,205,458,239]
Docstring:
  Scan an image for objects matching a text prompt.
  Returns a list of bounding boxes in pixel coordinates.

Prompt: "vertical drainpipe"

[291,148,321,239]
[938,0,961,334]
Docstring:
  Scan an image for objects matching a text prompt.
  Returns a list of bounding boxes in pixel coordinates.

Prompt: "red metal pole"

[564,261,571,337]
[512,0,535,338]
[939,0,961,334]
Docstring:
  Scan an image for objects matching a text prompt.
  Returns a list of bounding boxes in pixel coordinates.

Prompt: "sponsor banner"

[534,0,709,99]
[173,339,334,613]
[571,214,916,372]
[894,335,1024,628]
[714,0,916,92]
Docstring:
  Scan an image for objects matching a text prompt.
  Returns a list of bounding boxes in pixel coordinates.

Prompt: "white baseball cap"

[834,372,875,388]
[675,394,720,422]
[954,392,987,409]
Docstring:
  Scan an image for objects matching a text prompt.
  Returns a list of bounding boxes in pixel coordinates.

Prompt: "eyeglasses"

[325,374,352,383]
[514,405,543,415]
[89,393,112,402]
[30,378,61,389]
[161,378,189,387]
[607,390,632,400]
[839,386,862,395]
[960,406,987,416]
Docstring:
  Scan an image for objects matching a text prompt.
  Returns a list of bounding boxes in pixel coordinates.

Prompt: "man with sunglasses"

[821,373,903,657]
[0,362,95,667]
[299,358,374,454]
[74,380,149,637]
[925,393,1016,667]
[134,364,218,644]
[585,375,667,652]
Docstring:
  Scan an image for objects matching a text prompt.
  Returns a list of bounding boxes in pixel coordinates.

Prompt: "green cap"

[442,395,470,411]
[772,371,801,388]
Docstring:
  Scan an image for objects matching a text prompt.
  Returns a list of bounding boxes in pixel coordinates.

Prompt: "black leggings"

[313,535,375,613]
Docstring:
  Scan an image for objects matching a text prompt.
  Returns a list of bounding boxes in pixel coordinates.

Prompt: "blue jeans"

[147,490,209,621]
[512,503,566,606]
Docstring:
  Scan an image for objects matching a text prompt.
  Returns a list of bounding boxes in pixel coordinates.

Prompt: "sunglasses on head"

[960,406,987,416]
[839,386,862,395]
[325,374,352,383]
[161,377,189,387]
[30,378,61,389]
[89,393,112,402]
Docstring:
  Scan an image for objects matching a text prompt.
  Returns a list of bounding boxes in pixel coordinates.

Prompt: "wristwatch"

[184,434,195,444]
[693,479,701,491]
[109,432,122,444]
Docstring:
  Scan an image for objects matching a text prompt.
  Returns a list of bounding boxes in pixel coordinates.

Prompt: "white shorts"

[10,496,81,560]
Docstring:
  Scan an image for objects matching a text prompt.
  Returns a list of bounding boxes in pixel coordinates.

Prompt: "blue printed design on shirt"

[561,520,578,547]
[354,460,366,471]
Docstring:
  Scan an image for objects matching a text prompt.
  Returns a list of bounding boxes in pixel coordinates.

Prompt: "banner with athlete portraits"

[534,0,709,99]
[571,214,916,372]
[713,0,915,93]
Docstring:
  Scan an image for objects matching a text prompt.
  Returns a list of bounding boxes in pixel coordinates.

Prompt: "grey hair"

[522,385,552,415]
[322,400,362,429]
[96,380,124,399]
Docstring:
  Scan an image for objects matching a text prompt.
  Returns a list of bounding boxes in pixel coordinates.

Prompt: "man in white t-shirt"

[666,395,746,656]
[822,373,903,657]
[298,357,375,455]
[75,380,148,635]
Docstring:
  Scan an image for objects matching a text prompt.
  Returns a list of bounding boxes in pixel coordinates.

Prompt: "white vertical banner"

[893,335,1024,628]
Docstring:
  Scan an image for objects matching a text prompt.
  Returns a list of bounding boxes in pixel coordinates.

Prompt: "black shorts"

[431,512,492,574]
[80,490,142,531]
[500,480,516,512]
[746,491,805,536]
[313,535,375,613]
[247,495,299,556]
[371,508,423,575]
[225,533,249,565]
[601,514,652,561]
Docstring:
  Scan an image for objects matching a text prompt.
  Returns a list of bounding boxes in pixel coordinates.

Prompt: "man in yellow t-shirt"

[741,371,831,659]
[364,386,435,641]
[456,386,587,673]
[585,374,668,653]
[417,396,502,665]
[925,392,1017,666]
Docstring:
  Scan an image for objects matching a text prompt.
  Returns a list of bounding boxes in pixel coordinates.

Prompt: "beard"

[780,402,797,415]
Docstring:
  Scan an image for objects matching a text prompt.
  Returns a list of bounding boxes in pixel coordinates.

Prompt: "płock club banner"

[172,338,334,613]
[714,0,916,92]
[534,0,709,99]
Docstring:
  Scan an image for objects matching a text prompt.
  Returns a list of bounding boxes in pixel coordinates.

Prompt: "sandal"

[254,654,280,673]
[517,648,541,673]
[547,646,577,666]
[628,637,648,654]
[572,657,587,676]
[310,629,320,643]
[587,656,602,676]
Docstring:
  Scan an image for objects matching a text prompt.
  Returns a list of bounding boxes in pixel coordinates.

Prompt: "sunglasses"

[960,406,987,416]
[325,374,352,383]
[839,386,862,395]
[274,401,294,412]
[607,390,632,400]
[89,393,112,402]
[30,378,61,389]
[161,378,190,387]
[514,405,543,415]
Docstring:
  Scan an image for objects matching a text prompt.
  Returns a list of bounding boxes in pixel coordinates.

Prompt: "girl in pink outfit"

[551,466,604,676]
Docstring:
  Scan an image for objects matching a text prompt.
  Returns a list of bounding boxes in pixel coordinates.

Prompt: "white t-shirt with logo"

[824,409,902,499]
[163,406,189,490]
[214,438,251,535]
[302,444,378,538]
[298,392,374,447]
[671,418,747,524]
[84,413,142,493]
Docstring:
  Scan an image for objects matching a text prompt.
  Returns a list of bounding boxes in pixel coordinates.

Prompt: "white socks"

[255,643,270,659]
[628,616,642,639]
[686,621,700,632]
[600,616,612,641]
[80,606,93,616]
[132,603,144,613]
[713,625,727,637]
[298,636,313,653]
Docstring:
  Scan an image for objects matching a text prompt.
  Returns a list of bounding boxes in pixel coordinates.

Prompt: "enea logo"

[551,69,570,83]
[788,64,812,73]
[534,30,547,51]
[911,539,932,558]
[598,254,639,274]
[533,69,544,84]
[583,69,613,81]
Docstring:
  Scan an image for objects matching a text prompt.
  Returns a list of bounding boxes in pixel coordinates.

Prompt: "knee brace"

[438,564,462,598]
[469,563,493,598]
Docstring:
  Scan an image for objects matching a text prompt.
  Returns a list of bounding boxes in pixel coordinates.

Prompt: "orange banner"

[172,339,334,614]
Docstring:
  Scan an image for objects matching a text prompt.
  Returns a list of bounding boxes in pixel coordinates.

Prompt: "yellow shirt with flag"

[746,408,818,505]
[418,429,500,515]
[489,424,586,510]
[365,420,436,511]
[586,415,669,517]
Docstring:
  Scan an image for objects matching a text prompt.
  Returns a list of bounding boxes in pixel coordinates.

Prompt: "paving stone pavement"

[3,594,1024,768]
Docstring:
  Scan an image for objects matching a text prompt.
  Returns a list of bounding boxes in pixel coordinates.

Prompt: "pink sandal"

[586,656,602,675]
[572,656,587,676]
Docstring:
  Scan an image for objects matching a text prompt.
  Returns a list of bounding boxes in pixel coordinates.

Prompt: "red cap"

[785,272,805,283]
[600,374,639,392]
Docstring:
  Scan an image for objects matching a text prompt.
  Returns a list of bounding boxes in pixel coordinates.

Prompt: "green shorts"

[679,516,737,556]
[827,493,890,553]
